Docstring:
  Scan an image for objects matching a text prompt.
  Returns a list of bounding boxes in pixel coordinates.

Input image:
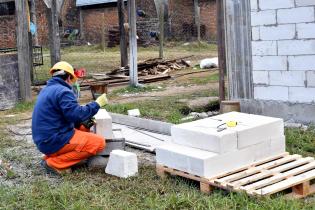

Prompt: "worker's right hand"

[95,93,108,107]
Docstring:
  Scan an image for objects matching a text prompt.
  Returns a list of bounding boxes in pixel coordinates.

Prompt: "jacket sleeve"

[57,89,100,124]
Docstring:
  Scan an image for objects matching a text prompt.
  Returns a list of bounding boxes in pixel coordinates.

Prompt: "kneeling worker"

[32,61,108,174]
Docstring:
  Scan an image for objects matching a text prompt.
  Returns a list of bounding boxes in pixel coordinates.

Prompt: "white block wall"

[251,0,315,103]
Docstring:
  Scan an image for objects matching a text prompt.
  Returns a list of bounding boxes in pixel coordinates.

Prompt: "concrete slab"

[105,150,138,178]
[94,109,113,139]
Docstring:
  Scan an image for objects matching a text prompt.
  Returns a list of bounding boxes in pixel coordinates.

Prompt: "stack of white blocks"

[156,112,285,178]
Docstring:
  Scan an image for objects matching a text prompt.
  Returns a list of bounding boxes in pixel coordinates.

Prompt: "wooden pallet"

[156,152,315,198]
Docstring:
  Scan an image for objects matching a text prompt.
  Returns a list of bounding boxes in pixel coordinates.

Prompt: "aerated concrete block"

[105,150,138,178]
[156,140,285,178]
[94,109,113,139]
[172,112,284,153]
[171,117,238,154]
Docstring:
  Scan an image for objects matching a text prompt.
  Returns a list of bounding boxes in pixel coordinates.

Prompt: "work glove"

[95,93,108,107]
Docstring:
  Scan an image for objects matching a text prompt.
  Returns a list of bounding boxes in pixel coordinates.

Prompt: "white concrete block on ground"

[94,109,113,139]
[156,141,285,178]
[105,150,138,178]
[211,112,284,149]
[128,109,141,117]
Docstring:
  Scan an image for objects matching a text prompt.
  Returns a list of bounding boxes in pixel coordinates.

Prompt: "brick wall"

[251,0,315,104]
[0,53,19,110]
[0,15,16,48]
[200,0,217,40]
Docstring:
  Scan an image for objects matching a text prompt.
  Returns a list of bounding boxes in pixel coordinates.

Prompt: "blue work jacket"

[32,77,100,154]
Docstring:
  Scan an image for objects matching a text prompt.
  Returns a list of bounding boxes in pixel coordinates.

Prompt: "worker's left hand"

[95,93,108,107]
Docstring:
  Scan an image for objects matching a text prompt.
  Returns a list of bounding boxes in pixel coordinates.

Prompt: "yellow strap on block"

[226,121,237,127]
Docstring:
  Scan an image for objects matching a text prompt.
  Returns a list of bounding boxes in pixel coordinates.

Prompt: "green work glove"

[95,93,108,107]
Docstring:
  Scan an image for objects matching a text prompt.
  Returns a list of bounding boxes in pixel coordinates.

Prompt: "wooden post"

[15,0,32,101]
[159,2,164,59]
[216,0,226,102]
[194,0,201,43]
[224,0,253,100]
[128,0,138,86]
[101,12,106,52]
[46,0,61,66]
[30,0,38,46]
[118,0,128,67]
[79,8,84,39]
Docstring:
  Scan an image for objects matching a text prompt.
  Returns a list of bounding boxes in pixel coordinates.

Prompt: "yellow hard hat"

[49,61,77,82]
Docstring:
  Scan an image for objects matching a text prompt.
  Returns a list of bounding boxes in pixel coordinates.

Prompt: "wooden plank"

[128,0,138,86]
[292,181,310,197]
[156,164,167,179]
[215,154,301,185]
[209,153,289,181]
[228,155,306,188]
[255,169,315,196]
[15,0,32,101]
[117,0,128,67]
[243,158,315,192]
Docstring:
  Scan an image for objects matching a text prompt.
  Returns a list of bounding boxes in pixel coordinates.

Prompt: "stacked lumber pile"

[107,56,191,77]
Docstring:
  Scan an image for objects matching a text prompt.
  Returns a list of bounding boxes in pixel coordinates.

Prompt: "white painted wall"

[251,0,315,103]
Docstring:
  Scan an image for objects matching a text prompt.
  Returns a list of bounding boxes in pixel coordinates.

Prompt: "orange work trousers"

[44,129,105,169]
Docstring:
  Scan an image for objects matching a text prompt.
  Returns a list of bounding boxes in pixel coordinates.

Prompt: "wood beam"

[46,0,61,66]
[216,0,226,102]
[118,0,128,67]
[128,0,138,86]
[15,0,32,101]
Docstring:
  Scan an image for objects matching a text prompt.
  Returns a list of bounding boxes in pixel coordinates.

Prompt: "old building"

[0,0,217,48]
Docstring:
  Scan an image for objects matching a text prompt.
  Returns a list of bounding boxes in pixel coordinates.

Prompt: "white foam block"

[171,118,238,154]
[105,150,138,178]
[156,141,285,178]
[94,109,113,139]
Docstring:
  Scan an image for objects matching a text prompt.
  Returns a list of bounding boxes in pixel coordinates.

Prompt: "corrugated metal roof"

[76,0,118,7]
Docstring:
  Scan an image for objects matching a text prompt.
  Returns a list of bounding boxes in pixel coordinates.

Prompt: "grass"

[34,42,217,82]
[0,101,315,209]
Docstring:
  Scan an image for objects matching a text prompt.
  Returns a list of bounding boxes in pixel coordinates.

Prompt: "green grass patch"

[188,72,219,85]
[0,165,313,210]
[109,85,165,97]
[285,127,315,157]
